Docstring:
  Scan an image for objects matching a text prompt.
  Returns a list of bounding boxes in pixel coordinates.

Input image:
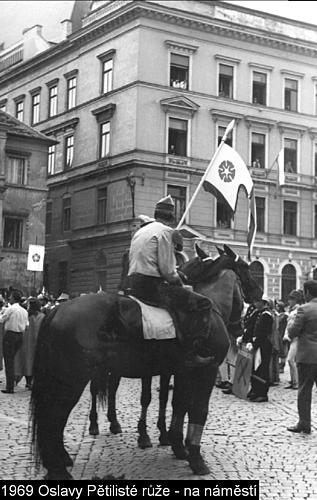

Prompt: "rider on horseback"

[127,195,213,362]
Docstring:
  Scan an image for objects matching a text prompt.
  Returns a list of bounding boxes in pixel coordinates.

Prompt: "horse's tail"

[91,366,109,409]
[29,307,59,470]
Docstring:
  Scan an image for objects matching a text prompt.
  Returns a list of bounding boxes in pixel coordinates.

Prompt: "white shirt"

[128,221,177,280]
[0,303,29,332]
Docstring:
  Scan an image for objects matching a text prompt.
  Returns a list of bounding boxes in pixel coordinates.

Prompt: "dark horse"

[30,244,262,479]
[89,372,173,448]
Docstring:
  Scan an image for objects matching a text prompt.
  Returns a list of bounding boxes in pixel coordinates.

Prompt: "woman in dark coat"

[15,298,45,389]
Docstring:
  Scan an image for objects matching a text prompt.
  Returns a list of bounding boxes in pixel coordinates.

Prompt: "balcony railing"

[250,166,315,188]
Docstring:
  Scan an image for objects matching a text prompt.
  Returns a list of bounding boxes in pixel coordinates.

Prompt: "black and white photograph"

[0,0,317,497]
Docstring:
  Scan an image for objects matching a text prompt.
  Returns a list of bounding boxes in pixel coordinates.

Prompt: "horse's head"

[220,244,263,303]
[180,243,262,304]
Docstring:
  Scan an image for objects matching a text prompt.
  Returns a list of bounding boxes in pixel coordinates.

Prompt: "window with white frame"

[102,58,113,94]
[62,197,71,232]
[97,187,107,224]
[167,184,186,225]
[15,100,24,121]
[255,197,265,233]
[283,200,297,236]
[168,117,188,156]
[218,64,233,98]
[217,125,232,147]
[7,157,28,185]
[100,122,110,158]
[170,53,189,90]
[66,76,77,110]
[3,216,23,248]
[64,135,74,169]
[284,78,298,111]
[251,133,266,169]
[252,71,267,105]
[284,138,297,173]
[31,92,40,125]
[48,145,56,175]
[48,85,58,117]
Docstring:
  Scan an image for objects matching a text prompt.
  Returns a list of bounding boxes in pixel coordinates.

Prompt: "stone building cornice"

[2,1,317,86]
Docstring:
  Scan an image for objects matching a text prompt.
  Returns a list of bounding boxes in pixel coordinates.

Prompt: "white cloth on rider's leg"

[129,296,176,340]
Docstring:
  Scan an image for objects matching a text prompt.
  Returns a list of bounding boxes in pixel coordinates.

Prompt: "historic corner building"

[0,110,54,292]
[2,0,317,299]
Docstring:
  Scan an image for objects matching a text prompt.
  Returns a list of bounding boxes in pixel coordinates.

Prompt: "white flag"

[27,244,45,272]
[277,149,285,187]
[203,143,256,260]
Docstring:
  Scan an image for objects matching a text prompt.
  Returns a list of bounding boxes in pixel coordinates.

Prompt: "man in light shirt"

[0,290,29,394]
[127,195,212,359]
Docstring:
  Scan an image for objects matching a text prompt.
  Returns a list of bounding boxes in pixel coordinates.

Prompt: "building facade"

[1,0,317,299]
[0,110,54,293]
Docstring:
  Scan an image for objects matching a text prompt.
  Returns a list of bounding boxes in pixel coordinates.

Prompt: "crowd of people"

[0,288,69,393]
[217,288,305,402]
[217,281,317,434]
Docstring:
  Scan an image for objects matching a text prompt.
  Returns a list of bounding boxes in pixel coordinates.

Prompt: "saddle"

[116,295,176,342]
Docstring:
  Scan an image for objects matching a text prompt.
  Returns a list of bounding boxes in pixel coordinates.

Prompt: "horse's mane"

[181,254,233,285]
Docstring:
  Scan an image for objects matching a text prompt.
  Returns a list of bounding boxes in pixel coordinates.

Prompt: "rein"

[182,267,244,327]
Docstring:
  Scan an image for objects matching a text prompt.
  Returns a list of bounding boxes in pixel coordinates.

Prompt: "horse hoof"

[110,422,122,434]
[138,435,153,449]
[168,430,189,460]
[172,444,189,460]
[89,426,99,436]
[159,433,170,446]
[188,454,210,475]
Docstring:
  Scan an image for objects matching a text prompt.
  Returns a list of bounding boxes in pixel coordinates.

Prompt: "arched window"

[250,261,264,291]
[96,250,107,290]
[281,264,296,302]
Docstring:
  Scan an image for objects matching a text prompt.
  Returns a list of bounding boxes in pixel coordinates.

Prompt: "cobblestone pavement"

[0,367,317,499]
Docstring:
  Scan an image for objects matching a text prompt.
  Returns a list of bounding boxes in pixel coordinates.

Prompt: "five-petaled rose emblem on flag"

[32,253,41,263]
[27,244,45,271]
[218,160,235,183]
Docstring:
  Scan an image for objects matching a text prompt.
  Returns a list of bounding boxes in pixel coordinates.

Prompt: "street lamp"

[126,171,136,218]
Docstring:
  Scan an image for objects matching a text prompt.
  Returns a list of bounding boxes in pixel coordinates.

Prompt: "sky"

[1,1,317,49]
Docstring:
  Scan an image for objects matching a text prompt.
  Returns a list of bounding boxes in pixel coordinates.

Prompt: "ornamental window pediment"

[165,40,198,55]
[160,96,199,117]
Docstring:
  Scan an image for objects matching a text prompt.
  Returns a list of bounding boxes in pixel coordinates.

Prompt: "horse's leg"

[168,373,189,459]
[186,365,217,475]
[137,377,152,449]
[89,377,99,436]
[107,374,122,434]
[157,374,172,446]
[36,381,88,480]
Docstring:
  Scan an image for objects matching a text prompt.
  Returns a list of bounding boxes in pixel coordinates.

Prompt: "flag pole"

[176,119,235,230]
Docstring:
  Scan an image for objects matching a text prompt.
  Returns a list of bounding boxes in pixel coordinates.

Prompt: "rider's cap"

[155,195,174,212]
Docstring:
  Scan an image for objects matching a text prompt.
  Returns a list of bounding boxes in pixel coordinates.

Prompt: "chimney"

[22,24,43,38]
[61,19,72,39]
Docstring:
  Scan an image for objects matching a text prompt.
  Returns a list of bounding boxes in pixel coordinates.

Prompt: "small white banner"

[27,244,45,272]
